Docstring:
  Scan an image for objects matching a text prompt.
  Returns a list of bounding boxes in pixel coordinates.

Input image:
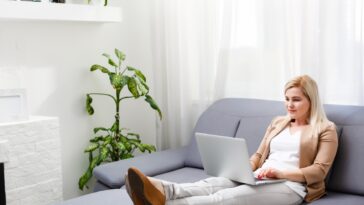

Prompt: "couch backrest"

[324,104,364,195]
[184,98,285,167]
[185,98,364,195]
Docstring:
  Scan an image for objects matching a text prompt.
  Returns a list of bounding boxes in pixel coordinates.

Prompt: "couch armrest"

[93,146,187,189]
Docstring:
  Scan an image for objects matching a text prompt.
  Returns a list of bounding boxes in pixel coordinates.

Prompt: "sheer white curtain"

[152,0,364,150]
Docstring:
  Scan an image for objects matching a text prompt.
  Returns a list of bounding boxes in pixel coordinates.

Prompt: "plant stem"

[114,89,121,157]
[88,93,117,103]
[121,67,127,76]
[120,96,134,100]
[115,90,121,135]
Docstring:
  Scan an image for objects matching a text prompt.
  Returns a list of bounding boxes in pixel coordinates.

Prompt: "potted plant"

[87,0,107,6]
[78,48,162,190]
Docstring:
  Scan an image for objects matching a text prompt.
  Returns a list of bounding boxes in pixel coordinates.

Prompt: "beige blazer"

[250,116,338,202]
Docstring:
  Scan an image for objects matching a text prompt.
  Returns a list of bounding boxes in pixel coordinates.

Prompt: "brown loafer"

[125,173,143,205]
[128,167,166,205]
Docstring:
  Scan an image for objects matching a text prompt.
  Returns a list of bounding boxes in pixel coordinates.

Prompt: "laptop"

[195,132,285,185]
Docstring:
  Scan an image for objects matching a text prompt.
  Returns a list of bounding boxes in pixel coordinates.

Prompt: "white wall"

[0,0,157,200]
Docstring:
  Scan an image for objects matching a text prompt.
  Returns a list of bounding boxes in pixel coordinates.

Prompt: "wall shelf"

[0,1,122,22]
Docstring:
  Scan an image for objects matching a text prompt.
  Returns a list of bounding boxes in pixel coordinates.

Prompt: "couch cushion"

[184,111,241,168]
[235,116,275,156]
[152,167,210,183]
[327,126,364,195]
[324,103,364,126]
[93,148,186,189]
[308,191,364,205]
[53,189,132,205]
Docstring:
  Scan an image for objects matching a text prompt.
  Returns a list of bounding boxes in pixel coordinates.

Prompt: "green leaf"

[136,143,146,152]
[102,53,111,58]
[93,127,108,134]
[127,66,146,82]
[119,136,128,143]
[90,64,110,74]
[103,135,112,145]
[108,59,117,67]
[143,144,157,153]
[102,53,117,68]
[114,48,126,61]
[90,136,104,143]
[140,80,149,94]
[145,95,162,120]
[109,74,129,90]
[135,78,148,96]
[127,132,140,139]
[86,94,94,115]
[110,122,118,132]
[88,152,93,163]
[128,77,140,98]
[90,155,100,169]
[78,168,92,190]
[124,142,132,152]
[117,142,126,151]
[121,153,134,160]
[100,146,109,161]
[84,143,99,152]
[128,138,142,144]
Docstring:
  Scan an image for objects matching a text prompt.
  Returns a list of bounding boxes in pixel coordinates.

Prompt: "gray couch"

[57,98,364,205]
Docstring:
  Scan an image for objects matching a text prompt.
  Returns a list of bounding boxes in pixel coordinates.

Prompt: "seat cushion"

[120,167,210,192]
[53,189,132,205]
[308,191,364,205]
[152,167,210,183]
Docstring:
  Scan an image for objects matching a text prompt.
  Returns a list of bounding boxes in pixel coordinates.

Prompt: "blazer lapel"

[259,116,291,166]
[267,116,291,141]
[299,125,315,167]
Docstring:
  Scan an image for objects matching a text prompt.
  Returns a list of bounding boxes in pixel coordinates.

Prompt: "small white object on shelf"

[0,0,122,22]
[0,140,9,163]
[0,89,28,123]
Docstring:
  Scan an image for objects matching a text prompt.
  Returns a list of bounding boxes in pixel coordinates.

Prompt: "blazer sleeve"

[300,123,338,185]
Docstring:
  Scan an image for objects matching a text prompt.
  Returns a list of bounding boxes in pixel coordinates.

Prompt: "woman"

[125,75,338,205]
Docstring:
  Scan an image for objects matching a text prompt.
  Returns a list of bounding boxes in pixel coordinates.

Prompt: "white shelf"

[0,1,122,22]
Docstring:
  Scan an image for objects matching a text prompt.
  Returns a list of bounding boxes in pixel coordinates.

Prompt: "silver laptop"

[195,132,285,185]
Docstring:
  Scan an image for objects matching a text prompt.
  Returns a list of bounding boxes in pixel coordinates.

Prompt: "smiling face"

[285,87,311,124]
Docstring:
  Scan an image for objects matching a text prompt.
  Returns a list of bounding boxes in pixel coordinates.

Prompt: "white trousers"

[162,177,303,205]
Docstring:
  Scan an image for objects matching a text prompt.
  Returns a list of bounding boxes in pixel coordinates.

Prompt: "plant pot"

[88,0,105,6]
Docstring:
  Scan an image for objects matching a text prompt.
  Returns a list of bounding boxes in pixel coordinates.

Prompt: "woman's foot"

[128,167,166,205]
[124,173,143,205]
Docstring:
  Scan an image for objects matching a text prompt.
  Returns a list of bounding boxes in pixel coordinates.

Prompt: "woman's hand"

[257,167,284,179]
[257,167,306,182]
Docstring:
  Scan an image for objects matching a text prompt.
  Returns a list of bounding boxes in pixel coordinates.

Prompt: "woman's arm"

[300,124,338,185]
[257,167,305,182]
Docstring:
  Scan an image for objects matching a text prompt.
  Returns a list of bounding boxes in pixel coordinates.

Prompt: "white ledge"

[0,1,122,22]
[0,116,58,126]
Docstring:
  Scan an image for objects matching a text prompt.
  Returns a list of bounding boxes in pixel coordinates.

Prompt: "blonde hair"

[284,75,328,134]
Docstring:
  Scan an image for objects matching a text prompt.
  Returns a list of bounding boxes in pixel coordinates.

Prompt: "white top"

[254,127,307,198]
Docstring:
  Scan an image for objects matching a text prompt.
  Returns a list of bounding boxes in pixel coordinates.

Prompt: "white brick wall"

[0,116,63,205]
